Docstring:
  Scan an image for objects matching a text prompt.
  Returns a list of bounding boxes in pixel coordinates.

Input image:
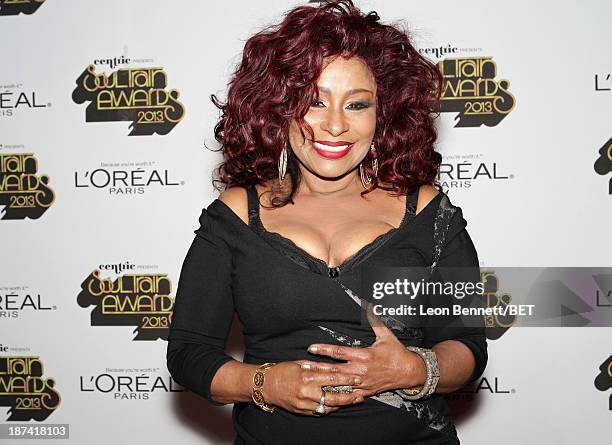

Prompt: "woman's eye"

[347,102,370,110]
[309,100,371,110]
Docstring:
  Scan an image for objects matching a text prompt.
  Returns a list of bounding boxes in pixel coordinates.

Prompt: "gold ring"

[322,385,353,394]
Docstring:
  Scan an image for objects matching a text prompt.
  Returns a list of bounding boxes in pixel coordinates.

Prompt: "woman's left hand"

[300,303,427,398]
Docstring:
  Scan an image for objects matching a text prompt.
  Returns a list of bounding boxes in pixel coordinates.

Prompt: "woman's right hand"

[262,361,365,416]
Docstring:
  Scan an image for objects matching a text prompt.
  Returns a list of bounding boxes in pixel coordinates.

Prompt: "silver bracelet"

[399,346,440,400]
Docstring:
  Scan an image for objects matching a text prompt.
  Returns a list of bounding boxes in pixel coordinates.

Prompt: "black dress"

[167,184,488,445]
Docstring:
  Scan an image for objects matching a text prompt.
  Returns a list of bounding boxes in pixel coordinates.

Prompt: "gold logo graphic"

[77,269,175,340]
[0,0,45,16]
[72,65,185,136]
[0,355,60,421]
[594,136,612,195]
[481,270,516,339]
[438,57,515,127]
[594,355,612,410]
[0,153,55,220]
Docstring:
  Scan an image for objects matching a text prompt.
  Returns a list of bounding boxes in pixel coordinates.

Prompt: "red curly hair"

[210,0,443,206]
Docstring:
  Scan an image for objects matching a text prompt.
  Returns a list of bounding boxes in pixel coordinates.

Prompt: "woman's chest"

[229,234,431,334]
[255,188,408,269]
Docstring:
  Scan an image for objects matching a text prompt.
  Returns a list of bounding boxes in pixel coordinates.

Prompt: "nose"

[320,107,349,136]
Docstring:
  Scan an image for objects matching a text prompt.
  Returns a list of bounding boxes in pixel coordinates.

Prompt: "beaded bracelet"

[399,346,440,400]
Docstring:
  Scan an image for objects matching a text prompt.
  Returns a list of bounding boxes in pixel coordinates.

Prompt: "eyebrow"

[317,86,374,96]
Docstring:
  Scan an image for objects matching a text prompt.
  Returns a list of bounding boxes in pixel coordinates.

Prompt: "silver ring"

[314,390,326,415]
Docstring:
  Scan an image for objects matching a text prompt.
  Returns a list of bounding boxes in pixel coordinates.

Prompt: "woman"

[167,1,487,444]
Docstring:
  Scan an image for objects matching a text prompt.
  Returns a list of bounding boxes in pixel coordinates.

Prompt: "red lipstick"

[310,140,354,159]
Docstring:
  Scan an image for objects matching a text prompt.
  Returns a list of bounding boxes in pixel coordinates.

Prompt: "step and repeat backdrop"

[1,0,610,443]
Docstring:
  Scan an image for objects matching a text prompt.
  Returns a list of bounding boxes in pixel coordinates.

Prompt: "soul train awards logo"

[0,152,55,220]
[594,136,612,194]
[79,367,183,400]
[74,160,183,195]
[0,350,60,421]
[71,63,185,136]
[0,0,45,16]
[594,355,611,410]
[77,262,175,341]
[438,57,515,127]
[0,284,56,319]
[481,270,516,340]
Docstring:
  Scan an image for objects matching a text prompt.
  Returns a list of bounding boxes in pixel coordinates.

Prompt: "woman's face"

[288,56,377,181]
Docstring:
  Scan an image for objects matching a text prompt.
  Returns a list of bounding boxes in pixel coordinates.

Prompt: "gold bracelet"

[402,385,424,396]
[251,362,276,413]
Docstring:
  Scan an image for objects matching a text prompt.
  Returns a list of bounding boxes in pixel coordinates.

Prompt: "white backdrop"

[1,0,610,443]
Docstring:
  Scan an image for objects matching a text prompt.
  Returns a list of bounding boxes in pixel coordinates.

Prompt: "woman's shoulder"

[375,180,439,211]
[217,186,250,225]
[191,186,253,247]
[424,186,469,239]
[415,184,441,217]
[211,182,454,225]
[407,184,467,236]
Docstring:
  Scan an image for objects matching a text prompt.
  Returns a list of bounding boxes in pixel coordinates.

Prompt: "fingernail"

[354,376,361,384]
[308,345,318,353]
[301,363,311,370]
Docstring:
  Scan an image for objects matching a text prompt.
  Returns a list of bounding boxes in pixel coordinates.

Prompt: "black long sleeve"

[421,206,489,386]
[166,207,236,404]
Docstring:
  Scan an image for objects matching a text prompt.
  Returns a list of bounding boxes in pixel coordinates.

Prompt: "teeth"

[313,141,351,152]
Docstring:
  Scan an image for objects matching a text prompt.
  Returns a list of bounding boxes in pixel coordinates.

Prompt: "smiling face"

[288,55,377,181]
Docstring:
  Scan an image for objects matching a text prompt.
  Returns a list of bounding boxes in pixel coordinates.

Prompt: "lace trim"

[246,184,419,275]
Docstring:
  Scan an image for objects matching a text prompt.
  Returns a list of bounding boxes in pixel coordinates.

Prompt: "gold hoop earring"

[359,143,378,189]
[359,163,371,189]
[371,144,378,177]
[278,145,288,184]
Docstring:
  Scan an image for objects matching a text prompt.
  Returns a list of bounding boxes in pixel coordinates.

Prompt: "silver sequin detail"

[429,194,457,274]
[317,325,362,347]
